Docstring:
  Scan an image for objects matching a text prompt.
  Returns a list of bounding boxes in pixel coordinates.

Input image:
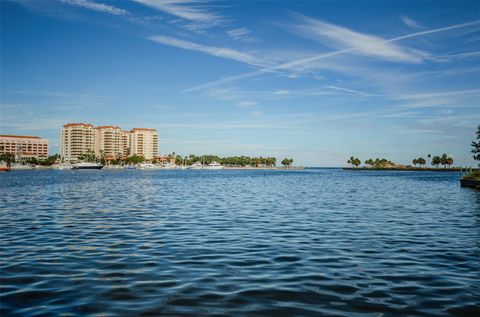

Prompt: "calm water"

[0,169,479,316]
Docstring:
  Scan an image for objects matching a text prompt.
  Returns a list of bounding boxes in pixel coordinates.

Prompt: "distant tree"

[26,157,39,165]
[353,157,361,167]
[431,156,441,168]
[440,153,448,168]
[347,156,355,167]
[125,155,145,164]
[427,154,431,166]
[0,153,15,167]
[347,156,361,167]
[412,158,418,167]
[472,125,480,165]
[446,157,454,168]
[365,159,374,167]
[281,158,293,167]
[78,150,96,163]
[417,157,426,167]
[175,155,184,166]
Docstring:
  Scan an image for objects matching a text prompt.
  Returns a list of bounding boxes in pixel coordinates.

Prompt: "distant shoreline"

[4,165,306,171]
[224,166,304,170]
[342,167,466,172]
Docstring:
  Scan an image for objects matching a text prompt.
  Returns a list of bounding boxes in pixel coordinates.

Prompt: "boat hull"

[72,166,104,170]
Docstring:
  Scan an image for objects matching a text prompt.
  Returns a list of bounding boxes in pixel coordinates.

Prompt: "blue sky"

[1,0,479,166]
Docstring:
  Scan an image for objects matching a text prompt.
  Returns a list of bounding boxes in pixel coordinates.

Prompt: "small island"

[343,154,462,171]
[343,126,480,190]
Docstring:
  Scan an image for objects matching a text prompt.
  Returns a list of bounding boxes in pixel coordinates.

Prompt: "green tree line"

[0,153,60,167]
[175,154,279,167]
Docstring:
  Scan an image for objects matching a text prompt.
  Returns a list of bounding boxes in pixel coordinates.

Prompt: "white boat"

[205,161,224,170]
[189,161,203,169]
[138,163,156,169]
[72,162,104,170]
[53,163,72,170]
[10,163,33,170]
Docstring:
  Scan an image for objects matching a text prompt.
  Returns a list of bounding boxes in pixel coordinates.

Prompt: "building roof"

[95,126,121,130]
[0,135,44,140]
[63,123,94,127]
[131,128,157,132]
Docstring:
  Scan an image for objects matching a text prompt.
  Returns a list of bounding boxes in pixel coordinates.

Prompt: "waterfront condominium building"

[0,135,49,160]
[61,123,95,163]
[121,130,131,158]
[60,123,158,162]
[94,126,126,160]
[129,128,159,160]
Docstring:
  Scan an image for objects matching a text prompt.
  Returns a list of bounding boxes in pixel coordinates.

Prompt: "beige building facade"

[0,135,49,160]
[61,123,95,163]
[60,123,158,162]
[129,128,159,160]
[94,126,125,160]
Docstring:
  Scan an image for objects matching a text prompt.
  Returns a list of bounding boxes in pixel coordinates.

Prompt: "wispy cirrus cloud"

[147,35,267,67]
[291,14,423,63]
[235,101,257,107]
[132,0,223,25]
[401,15,424,29]
[60,0,128,15]
[227,27,255,42]
[184,18,480,92]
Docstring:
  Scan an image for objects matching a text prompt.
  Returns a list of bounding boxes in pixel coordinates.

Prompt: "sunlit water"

[1,169,479,316]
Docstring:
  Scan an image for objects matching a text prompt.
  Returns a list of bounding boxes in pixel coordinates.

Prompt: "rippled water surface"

[1,169,479,316]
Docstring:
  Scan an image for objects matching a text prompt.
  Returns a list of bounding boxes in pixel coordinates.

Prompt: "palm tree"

[0,153,15,168]
[282,158,293,167]
[353,158,361,167]
[427,154,431,166]
[347,157,352,167]
[412,158,418,167]
[441,153,448,168]
[417,157,426,167]
[446,157,454,168]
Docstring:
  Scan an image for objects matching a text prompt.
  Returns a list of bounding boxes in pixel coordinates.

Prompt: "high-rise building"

[0,135,48,160]
[60,123,158,162]
[129,128,159,160]
[60,123,95,163]
[121,130,131,158]
[94,126,125,160]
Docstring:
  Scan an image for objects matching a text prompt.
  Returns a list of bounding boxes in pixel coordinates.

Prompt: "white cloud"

[227,27,255,42]
[401,15,424,29]
[325,85,374,96]
[184,19,480,92]
[292,14,423,63]
[147,35,266,67]
[392,88,480,100]
[274,89,290,95]
[236,101,257,107]
[61,0,128,15]
[132,0,222,25]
